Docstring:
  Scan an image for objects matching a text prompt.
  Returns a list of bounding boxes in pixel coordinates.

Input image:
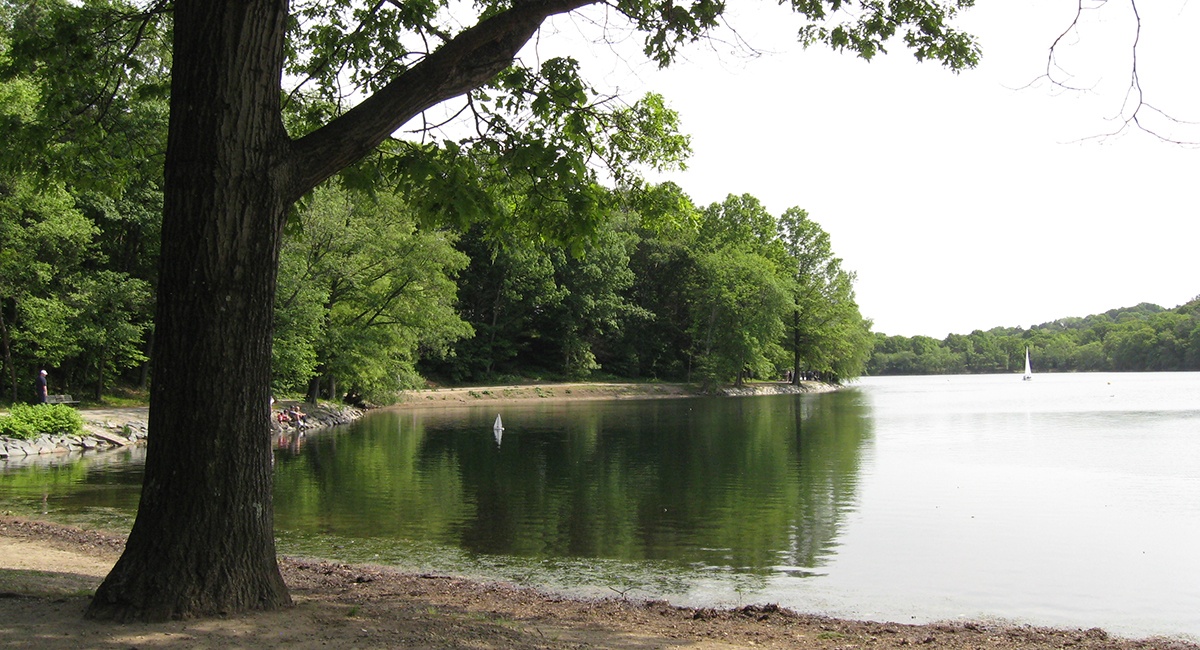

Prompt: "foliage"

[0,0,164,400]
[0,174,93,400]
[69,270,152,399]
[420,224,569,382]
[0,0,976,405]
[425,187,872,387]
[0,402,83,439]
[274,184,472,403]
[776,207,873,383]
[689,246,790,387]
[867,299,1200,375]
[614,217,700,380]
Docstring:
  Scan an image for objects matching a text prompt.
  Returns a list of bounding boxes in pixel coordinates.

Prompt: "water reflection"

[0,391,873,600]
[0,446,144,531]
[272,391,872,575]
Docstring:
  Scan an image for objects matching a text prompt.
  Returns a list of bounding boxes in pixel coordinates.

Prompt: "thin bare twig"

[1039,0,1197,145]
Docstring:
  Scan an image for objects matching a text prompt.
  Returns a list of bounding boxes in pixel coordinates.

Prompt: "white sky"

[526,0,1200,338]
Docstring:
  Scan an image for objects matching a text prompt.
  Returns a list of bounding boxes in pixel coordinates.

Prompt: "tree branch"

[283,0,598,201]
[1041,0,1197,145]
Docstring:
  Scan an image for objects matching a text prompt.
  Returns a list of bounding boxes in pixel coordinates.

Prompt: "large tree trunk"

[87,0,292,621]
[93,346,105,402]
[85,0,594,623]
[792,308,802,386]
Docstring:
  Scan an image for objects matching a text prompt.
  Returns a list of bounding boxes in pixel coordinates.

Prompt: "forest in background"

[868,299,1200,376]
[0,2,871,405]
[5,2,1189,405]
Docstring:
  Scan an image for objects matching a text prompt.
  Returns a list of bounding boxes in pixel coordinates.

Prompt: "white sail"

[493,414,504,446]
[1023,347,1033,381]
[493,414,503,430]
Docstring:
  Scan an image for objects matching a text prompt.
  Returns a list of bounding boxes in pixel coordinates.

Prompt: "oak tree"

[75,0,978,621]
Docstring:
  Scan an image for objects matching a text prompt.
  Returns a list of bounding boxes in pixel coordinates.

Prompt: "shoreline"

[5,384,1193,647]
[1,402,362,462]
[393,380,837,409]
[0,517,1195,649]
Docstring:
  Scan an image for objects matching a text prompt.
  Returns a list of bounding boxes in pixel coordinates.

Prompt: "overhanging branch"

[283,0,598,200]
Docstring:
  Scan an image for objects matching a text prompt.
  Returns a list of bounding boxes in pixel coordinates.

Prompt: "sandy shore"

[394,380,834,408]
[395,381,704,407]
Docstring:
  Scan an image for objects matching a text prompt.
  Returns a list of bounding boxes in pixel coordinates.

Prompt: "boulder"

[90,430,133,447]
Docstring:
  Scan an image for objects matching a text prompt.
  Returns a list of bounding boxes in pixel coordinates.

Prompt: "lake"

[2,372,1198,639]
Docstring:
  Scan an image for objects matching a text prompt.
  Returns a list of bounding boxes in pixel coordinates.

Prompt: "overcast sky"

[526,0,1199,338]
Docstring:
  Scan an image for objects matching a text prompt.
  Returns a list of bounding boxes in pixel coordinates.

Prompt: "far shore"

[393,379,837,409]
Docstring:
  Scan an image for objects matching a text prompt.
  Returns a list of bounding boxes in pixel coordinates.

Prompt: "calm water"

[2,373,1198,639]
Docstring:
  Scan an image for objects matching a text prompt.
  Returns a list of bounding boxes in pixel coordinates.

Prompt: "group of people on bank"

[271,398,309,429]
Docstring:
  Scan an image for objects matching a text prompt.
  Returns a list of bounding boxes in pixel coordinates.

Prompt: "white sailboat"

[493,414,504,446]
[1023,347,1033,381]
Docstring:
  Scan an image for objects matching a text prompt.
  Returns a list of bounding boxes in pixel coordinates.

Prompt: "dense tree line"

[0,1,165,404]
[2,4,871,407]
[418,190,874,389]
[868,300,1200,375]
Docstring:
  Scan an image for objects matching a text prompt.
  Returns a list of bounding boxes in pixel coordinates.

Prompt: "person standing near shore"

[33,369,48,404]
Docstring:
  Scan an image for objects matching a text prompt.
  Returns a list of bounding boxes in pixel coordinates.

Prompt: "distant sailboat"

[493,414,504,446]
[1023,347,1033,381]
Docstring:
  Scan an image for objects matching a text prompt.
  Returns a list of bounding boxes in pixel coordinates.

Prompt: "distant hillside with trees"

[867,299,1200,375]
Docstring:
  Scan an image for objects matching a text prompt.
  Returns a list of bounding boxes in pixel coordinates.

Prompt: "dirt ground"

[1,519,1197,649]
[1,386,1196,648]
[395,382,707,407]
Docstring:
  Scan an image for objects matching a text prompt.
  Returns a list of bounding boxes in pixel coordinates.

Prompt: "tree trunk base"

[87,555,291,622]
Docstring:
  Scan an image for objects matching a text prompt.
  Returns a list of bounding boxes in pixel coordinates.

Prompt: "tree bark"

[792,308,801,386]
[0,301,16,403]
[87,0,292,621]
[94,346,106,402]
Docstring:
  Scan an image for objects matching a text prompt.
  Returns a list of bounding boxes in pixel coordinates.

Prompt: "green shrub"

[0,403,83,440]
[0,414,35,439]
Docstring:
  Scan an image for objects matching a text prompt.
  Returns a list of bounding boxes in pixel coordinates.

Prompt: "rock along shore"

[0,403,364,463]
